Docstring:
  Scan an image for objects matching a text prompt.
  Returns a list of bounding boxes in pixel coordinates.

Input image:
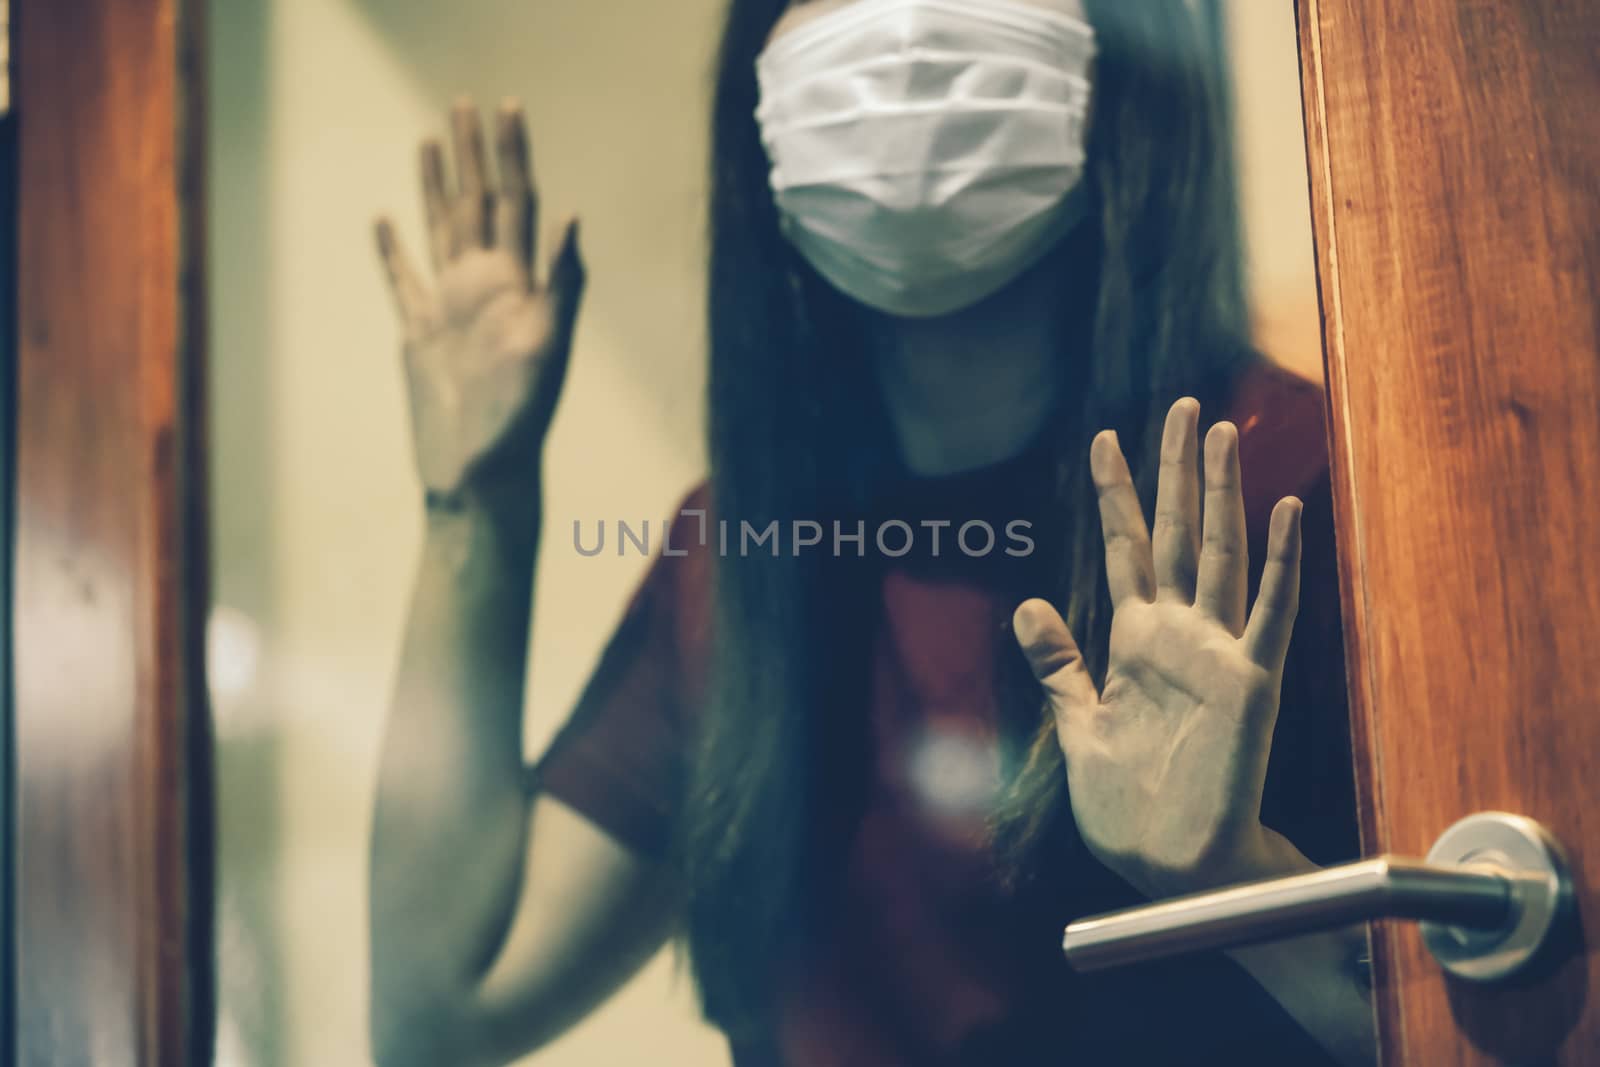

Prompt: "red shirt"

[537,360,1357,1065]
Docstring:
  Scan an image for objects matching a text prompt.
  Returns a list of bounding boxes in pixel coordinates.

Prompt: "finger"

[1091,429,1157,607]
[1152,398,1202,603]
[420,140,453,268]
[374,217,428,327]
[1242,497,1303,672]
[1013,598,1101,737]
[450,99,492,250]
[1195,421,1248,634]
[494,100,537,282]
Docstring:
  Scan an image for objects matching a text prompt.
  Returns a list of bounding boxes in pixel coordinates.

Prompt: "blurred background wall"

[208,0,724,1063]
[206,2,1321,1064]
[1228,1,1324,382]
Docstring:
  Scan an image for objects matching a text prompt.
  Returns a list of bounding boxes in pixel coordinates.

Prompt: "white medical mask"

[755,0,1096,318]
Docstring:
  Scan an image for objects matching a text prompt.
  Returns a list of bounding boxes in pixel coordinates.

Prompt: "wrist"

[424,477,541,546]
[1220,825,1317,885]
[1147,825,1314,899]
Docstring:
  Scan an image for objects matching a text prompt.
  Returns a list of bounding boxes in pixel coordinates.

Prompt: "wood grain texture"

[12,0,212,1063]
[1298,0,1600,1062]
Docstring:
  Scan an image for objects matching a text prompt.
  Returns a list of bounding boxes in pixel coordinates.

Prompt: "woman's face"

[769,0,1087,47]
[756,0,1100,323]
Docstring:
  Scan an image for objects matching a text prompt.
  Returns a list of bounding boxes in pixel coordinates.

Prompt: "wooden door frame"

[1294,0,1394,1052]
[10,0,212,1063]
[2,15,16,1054]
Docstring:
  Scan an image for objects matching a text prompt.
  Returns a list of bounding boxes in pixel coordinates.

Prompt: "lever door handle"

[1061,812,1573,983]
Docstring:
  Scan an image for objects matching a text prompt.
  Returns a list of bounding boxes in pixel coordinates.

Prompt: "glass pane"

[208,2,1369,1064]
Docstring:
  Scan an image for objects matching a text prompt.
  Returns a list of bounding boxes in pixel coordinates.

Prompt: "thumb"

[546,216,587,330]
[1013,598,1100,723]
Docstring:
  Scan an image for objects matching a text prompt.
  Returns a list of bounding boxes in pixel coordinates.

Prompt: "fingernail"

[1013,600,1044,643]
[1276,498,1304,547]
[1184,404,1202,448]
[1205,421,1235,464]
[1089,430,1118,480]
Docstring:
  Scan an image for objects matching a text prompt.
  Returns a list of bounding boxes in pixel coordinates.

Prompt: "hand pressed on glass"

[374,99,585,503]
[1014,397,1305,900]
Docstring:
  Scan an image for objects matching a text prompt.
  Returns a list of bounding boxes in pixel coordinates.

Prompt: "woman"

[369,0,1372,1064]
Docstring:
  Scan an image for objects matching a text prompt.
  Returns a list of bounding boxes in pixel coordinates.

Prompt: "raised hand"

[375,99,585,499]
[1014,398,1304,899]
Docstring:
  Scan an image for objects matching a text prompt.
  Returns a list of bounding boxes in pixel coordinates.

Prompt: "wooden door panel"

[1299,0,1600,1062]
[12,0,212,1063]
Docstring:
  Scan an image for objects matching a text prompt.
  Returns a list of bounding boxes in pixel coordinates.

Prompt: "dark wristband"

[424,486,472,514]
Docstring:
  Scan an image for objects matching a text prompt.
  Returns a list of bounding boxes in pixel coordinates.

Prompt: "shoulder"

[1221,358,1331,537]
[602,480,716,662]
[649,479,715,588]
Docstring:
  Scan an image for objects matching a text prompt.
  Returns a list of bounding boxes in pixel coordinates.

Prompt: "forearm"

[1220,832,1377,1066]
[369,488,542,1039]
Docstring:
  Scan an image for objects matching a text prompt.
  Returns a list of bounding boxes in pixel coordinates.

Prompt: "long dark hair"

[678,0,1257,1038]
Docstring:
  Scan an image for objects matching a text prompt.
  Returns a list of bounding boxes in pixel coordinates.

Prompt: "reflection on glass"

[208,1,1371,1064]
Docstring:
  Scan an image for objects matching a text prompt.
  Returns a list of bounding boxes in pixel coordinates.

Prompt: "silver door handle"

[1061,812,1573,983]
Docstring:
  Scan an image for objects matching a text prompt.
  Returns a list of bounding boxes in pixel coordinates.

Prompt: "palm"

[1014,399,1304,897]
[1067,600,1277,891]
[405,251,564,492]
[376,101,584,497]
